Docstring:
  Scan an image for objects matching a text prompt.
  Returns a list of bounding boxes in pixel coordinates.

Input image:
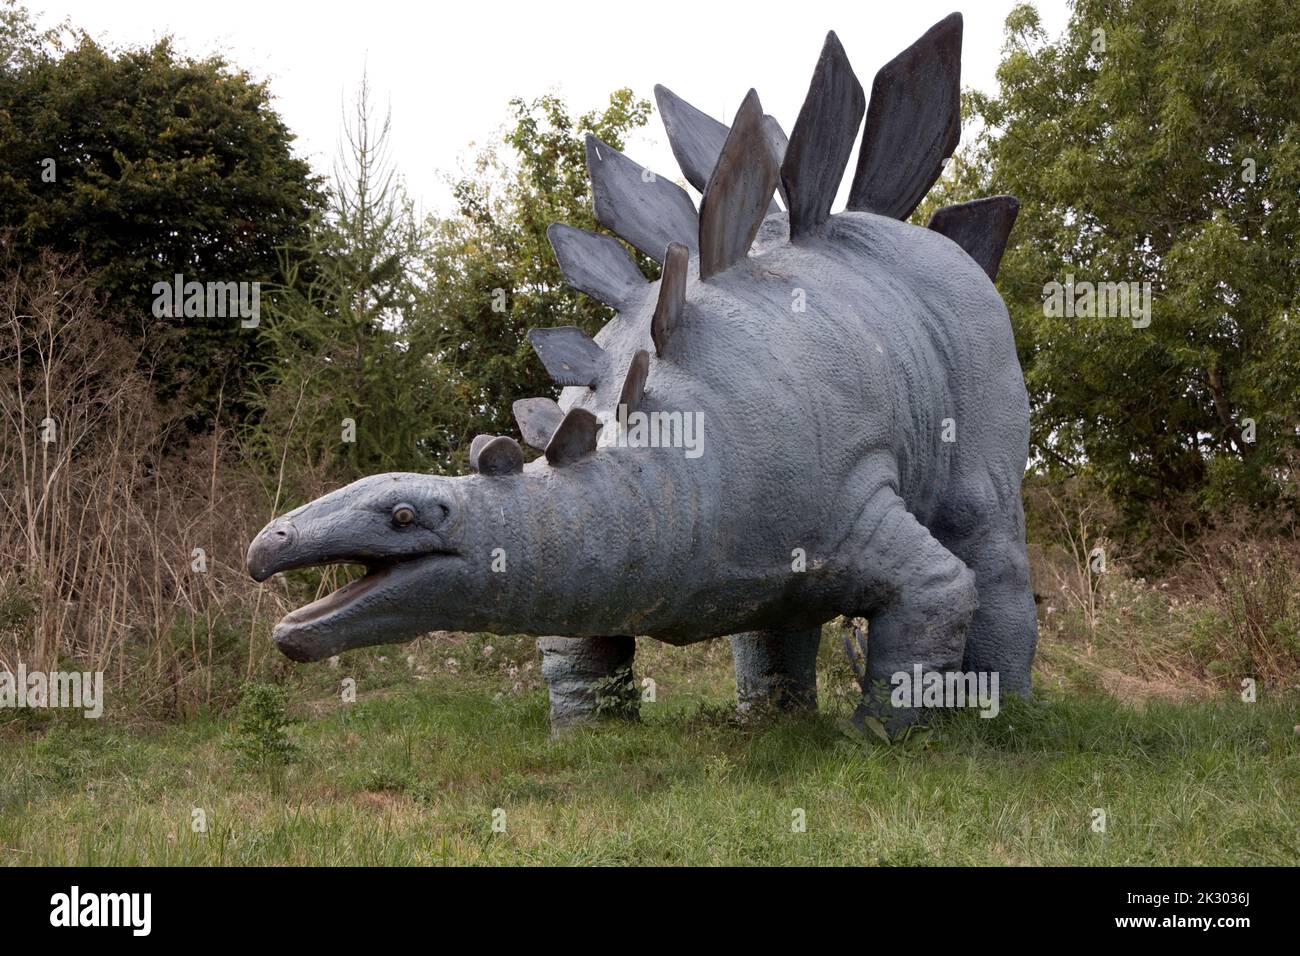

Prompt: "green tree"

[963,0,1300,528]
[0,7,326,423]
[0,0,50,70]
[419,88,657,470]
[248,76,436,501]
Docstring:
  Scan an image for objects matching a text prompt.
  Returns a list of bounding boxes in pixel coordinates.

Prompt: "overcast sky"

[27,0,1072,217]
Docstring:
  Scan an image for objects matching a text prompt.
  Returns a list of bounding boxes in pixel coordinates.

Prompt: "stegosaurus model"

[246,12,1036,730]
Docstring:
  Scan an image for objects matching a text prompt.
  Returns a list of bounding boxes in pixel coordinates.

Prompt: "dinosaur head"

[246,472,474,661]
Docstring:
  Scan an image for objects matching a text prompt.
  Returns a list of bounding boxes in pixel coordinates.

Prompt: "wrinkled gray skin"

[247,210,1035,730]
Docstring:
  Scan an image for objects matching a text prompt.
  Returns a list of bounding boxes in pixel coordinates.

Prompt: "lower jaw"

[269,553,460,661]
[272,623,328,662]
[278,563,397,629]
[272,616,396,662]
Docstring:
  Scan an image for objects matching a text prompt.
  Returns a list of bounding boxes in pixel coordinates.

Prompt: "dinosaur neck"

[475,449,706,637]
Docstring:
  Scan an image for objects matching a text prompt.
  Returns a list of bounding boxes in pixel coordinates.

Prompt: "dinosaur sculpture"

[246,11,1036,730]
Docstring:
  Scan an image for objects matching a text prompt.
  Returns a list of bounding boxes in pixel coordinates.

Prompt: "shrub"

[227,682,299,770]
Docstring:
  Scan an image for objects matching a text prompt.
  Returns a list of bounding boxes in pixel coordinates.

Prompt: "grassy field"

[1,626,1296,866]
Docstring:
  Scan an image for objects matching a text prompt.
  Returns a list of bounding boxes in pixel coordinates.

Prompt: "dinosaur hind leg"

[934,490,1038,697]
[729,626,822,715]
[850,482,979,731]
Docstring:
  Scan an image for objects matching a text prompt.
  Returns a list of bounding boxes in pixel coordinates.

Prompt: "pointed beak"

[246,519,297,582]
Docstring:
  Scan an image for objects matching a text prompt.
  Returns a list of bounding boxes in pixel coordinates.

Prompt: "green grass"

[1,633,1296,865]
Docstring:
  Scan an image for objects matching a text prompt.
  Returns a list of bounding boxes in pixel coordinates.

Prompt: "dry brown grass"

[0,253,295,715]
[1027,491,1300,700]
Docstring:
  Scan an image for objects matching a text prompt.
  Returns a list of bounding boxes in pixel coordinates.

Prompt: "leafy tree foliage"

[961,0,1300,527]
[0,3,326,422]
[0,0,46,70]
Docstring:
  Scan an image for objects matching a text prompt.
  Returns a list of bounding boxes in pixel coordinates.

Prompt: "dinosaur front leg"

[850,487,978,732]
[729,627,821,715]
[537,635,637,728]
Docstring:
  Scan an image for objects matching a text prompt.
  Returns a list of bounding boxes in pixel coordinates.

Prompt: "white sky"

[27,0,1071,217]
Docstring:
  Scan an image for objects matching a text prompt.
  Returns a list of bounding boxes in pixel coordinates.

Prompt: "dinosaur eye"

[391,504,416,526]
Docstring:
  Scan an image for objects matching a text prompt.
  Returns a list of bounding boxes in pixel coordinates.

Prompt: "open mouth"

[280,561,401,627]
[275,552,456,632]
